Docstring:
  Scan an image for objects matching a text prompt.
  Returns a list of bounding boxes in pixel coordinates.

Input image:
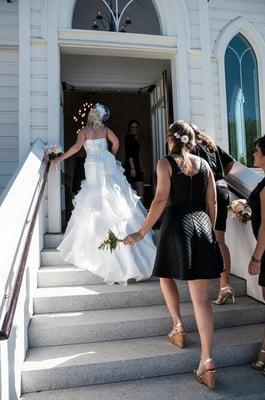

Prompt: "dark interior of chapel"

[62,90,154,225]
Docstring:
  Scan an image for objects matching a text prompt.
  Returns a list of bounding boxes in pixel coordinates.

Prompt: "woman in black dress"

[248,135,265,374]
[190,123,235,305]
[123,120,222,389]
[124,120,144,198]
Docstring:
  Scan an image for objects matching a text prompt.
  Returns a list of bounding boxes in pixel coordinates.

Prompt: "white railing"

[0,139,47,400]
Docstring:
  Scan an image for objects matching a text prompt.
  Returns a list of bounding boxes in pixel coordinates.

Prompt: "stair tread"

[34,276,246,298]
[34,280,160,297]
[20,364,265,400]
[30,296,263,328]
[23,324,263,371]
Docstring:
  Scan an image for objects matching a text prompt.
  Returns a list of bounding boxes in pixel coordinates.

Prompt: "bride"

[54,103,156,286]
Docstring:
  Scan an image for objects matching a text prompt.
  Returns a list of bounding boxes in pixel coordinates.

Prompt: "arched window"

[72,0,161,35]
[225,34,261,166]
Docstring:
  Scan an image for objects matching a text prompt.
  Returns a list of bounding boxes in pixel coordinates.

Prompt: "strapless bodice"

[83,138,108,153]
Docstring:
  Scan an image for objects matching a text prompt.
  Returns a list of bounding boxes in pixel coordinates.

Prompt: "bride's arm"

[53,130,85,163]
[123,158,171,244]
[107,128,119,155]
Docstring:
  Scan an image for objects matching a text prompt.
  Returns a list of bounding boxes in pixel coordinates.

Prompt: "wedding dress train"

[57,138,156,286]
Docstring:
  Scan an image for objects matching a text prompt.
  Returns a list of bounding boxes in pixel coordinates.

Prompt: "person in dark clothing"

[124,120,144,198]
[248,135,265,374]
[190,123,235,305]
[123,120,222,390]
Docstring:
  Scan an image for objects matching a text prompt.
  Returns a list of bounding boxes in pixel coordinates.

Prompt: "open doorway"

[62,90,156,224]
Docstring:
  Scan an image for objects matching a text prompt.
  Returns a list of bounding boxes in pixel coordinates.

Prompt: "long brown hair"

[189,122,217,152]
[168,120,195,173]
[255,135,265,156]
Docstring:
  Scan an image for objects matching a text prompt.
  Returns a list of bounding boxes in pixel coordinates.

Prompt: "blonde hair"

[86,108,103,129]
[167,120,195,174]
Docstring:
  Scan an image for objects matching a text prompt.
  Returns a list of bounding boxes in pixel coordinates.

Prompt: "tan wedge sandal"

[168,322,186,348]
[251,349,265,371]
[213,286,235,305]
[193,358,216,390]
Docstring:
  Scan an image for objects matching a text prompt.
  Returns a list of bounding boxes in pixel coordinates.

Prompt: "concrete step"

[33,277,246,314]
[44,231,159,250]
[37,265,159,288]
[44,233,63,249]
[41,249,68,266]
[37,266,104,287]
[28,297,265,347]
[21,324,263,393]
[20,364,265,400]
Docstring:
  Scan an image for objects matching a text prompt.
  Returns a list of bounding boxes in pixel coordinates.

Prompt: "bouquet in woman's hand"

[98,230,121,253]
[45,144,63,161]
[227,199,252,225]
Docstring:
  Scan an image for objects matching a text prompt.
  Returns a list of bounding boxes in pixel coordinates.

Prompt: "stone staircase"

[21,234,265,400]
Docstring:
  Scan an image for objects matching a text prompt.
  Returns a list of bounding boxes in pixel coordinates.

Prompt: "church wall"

[0,1,19,194]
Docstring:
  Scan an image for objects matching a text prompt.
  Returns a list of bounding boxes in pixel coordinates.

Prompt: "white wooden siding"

[0,47,19,194]
[0,2,18,45]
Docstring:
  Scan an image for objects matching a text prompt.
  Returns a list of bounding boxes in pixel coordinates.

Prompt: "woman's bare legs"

[160,278,184,331]
[252,288,265,370]
[215,230,231,287]
[214,230,235,304]
[188,279,215,370]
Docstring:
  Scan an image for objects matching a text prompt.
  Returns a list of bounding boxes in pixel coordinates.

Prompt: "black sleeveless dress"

[152,156,223,280]
[248,177,265,287]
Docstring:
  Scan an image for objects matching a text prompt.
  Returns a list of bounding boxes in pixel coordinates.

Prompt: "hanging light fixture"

[92,0,134,33]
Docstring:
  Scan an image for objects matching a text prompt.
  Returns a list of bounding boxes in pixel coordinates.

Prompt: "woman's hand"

[248,259,261,275]
[52,156,62,165]
[123,231,143,246]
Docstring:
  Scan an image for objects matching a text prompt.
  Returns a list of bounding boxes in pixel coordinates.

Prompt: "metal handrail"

[0,159,50,340]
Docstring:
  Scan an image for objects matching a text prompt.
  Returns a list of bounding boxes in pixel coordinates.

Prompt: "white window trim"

[213,17,265,151]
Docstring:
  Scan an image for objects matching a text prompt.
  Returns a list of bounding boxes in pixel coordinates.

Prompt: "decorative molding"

[58,29,177,59]
[213,17,265,150]
[46,0,61,232]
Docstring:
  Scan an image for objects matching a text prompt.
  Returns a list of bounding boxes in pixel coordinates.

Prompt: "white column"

[198,0,215,138]
[47,0,61,232]
[171,41,191,121]
[18,0,31,161]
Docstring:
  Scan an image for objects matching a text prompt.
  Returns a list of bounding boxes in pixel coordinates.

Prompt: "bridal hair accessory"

[227,199,252,225]
[174,133,189,144]
[98,230,121,253]
[45,144,63,160]
[95,103,110,121]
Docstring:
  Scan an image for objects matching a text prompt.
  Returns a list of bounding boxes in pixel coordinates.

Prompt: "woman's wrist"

[138,229,146,238]
[251,255,261,264]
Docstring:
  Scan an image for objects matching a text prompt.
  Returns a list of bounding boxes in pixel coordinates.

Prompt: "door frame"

[48,30,191,232]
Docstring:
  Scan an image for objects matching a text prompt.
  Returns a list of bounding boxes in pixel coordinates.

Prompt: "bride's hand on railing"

[123,231,144,246]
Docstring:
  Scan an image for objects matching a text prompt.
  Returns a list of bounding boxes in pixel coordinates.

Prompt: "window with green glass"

[225,34,261,166]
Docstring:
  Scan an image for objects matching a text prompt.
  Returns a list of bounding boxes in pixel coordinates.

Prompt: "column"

[47,0,61,232]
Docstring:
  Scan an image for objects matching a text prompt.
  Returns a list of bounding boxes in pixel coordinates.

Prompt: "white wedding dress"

[57,138,156,286]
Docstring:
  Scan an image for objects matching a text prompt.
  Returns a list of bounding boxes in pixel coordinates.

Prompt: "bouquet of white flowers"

[45,144,63,161]
[227,199,252,225]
